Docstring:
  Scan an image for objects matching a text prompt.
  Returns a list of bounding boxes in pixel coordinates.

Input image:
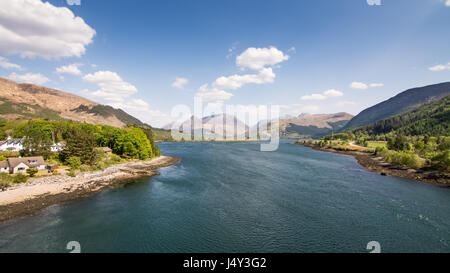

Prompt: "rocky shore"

[295,143,450,187]
[0,155,180,223]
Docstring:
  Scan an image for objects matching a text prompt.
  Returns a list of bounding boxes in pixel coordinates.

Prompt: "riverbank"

[0,155,180,223]
[294,142,450,187]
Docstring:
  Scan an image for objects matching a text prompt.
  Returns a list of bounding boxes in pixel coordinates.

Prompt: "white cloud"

[301,89,343,101]
[8,72,49,85]
[287,47,296,53]
[301,93,326,100]
[323,89,343,98]
[213,67,275,90]
[83,71,137,102]
[0,56,22,70]
[109,99,173,128]
[428,63,449,71]
[56,63,82,75]
[446,0,450,7]
[0,0,96,59]
[195,84,234,101]
[171,77,188,89]
[196,46,288,102]
[350,81,368,90]
[336,101,356,107]
[236,46,289,71]
[350,81,384,89]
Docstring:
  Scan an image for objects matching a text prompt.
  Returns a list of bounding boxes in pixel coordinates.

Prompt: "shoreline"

[294,142,450,187]
[0,155,180,223]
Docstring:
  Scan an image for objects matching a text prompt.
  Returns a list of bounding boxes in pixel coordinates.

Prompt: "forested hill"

[342,82,450,131]
[352,95,450,137]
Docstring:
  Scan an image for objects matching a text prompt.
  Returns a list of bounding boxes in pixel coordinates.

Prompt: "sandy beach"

[0,155,180,222]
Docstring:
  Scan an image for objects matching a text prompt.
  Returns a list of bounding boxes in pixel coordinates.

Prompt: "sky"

[0,0,450,127]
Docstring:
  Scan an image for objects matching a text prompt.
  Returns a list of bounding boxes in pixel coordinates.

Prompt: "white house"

[0,137,24,152]
[0,137,65,153]
[0,161,9,173]
[6,156,46,174]
[51,142,65,152]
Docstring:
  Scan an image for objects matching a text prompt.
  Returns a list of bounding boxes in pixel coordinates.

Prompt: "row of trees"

[0,120,161,165]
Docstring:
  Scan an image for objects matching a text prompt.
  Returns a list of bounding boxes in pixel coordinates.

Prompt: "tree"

[22,124,52,159]
[112,127,153,160]
[26,168,38,177]
[67,157,82,170]
[61,126,97,164]
[387,134,409,151]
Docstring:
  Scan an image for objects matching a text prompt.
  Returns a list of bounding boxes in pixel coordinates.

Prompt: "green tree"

[387,134,409,151]
[112,127,153,160]
[61,126,97,164]
[67,157,82,170]
[22,121,52,159]
[26,168,38,177]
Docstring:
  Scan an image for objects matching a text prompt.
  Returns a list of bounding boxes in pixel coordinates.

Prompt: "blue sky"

[0,0,450,127]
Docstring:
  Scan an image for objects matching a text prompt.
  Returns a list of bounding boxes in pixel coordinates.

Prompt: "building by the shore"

[0,137,24,152]
[0,156,46,174]
[0,137,65,152]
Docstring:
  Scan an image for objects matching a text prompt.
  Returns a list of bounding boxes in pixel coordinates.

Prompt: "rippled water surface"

[0,141,449,252]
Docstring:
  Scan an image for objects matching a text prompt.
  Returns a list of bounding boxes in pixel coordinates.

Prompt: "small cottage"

[7,156,46,174]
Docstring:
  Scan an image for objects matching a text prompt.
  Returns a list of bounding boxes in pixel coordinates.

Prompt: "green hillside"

[352,95,450,137]
[342,82,450,131]
[72,104,148,128]
[0,97,63,121]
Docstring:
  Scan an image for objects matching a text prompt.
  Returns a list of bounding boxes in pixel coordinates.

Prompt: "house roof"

[0,161,8,168]
[0,138,24,146]
[101,147,112,152]
[7,156,45,169]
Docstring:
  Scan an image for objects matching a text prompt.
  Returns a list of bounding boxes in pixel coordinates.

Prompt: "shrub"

[79,164,91,172]
[66,170,76,177]
[67,157,82,170]
[0,173,13,189]
[95,161,107,171]
[430,150,450,172]
[26,168,38,177]
[13,174,28,184]
[387,151,424,169]
[109,154,122,163]
[52,170,59,175]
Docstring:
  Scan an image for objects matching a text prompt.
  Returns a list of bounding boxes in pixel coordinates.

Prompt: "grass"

[0,97,63,121]
[366,141,387,149]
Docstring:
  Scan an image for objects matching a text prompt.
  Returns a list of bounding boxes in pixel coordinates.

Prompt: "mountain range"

[277,112,354,139]
[2,77,448,140]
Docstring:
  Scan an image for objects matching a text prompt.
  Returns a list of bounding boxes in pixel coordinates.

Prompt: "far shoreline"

[0,155,180,223]
[293,142,450,187]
